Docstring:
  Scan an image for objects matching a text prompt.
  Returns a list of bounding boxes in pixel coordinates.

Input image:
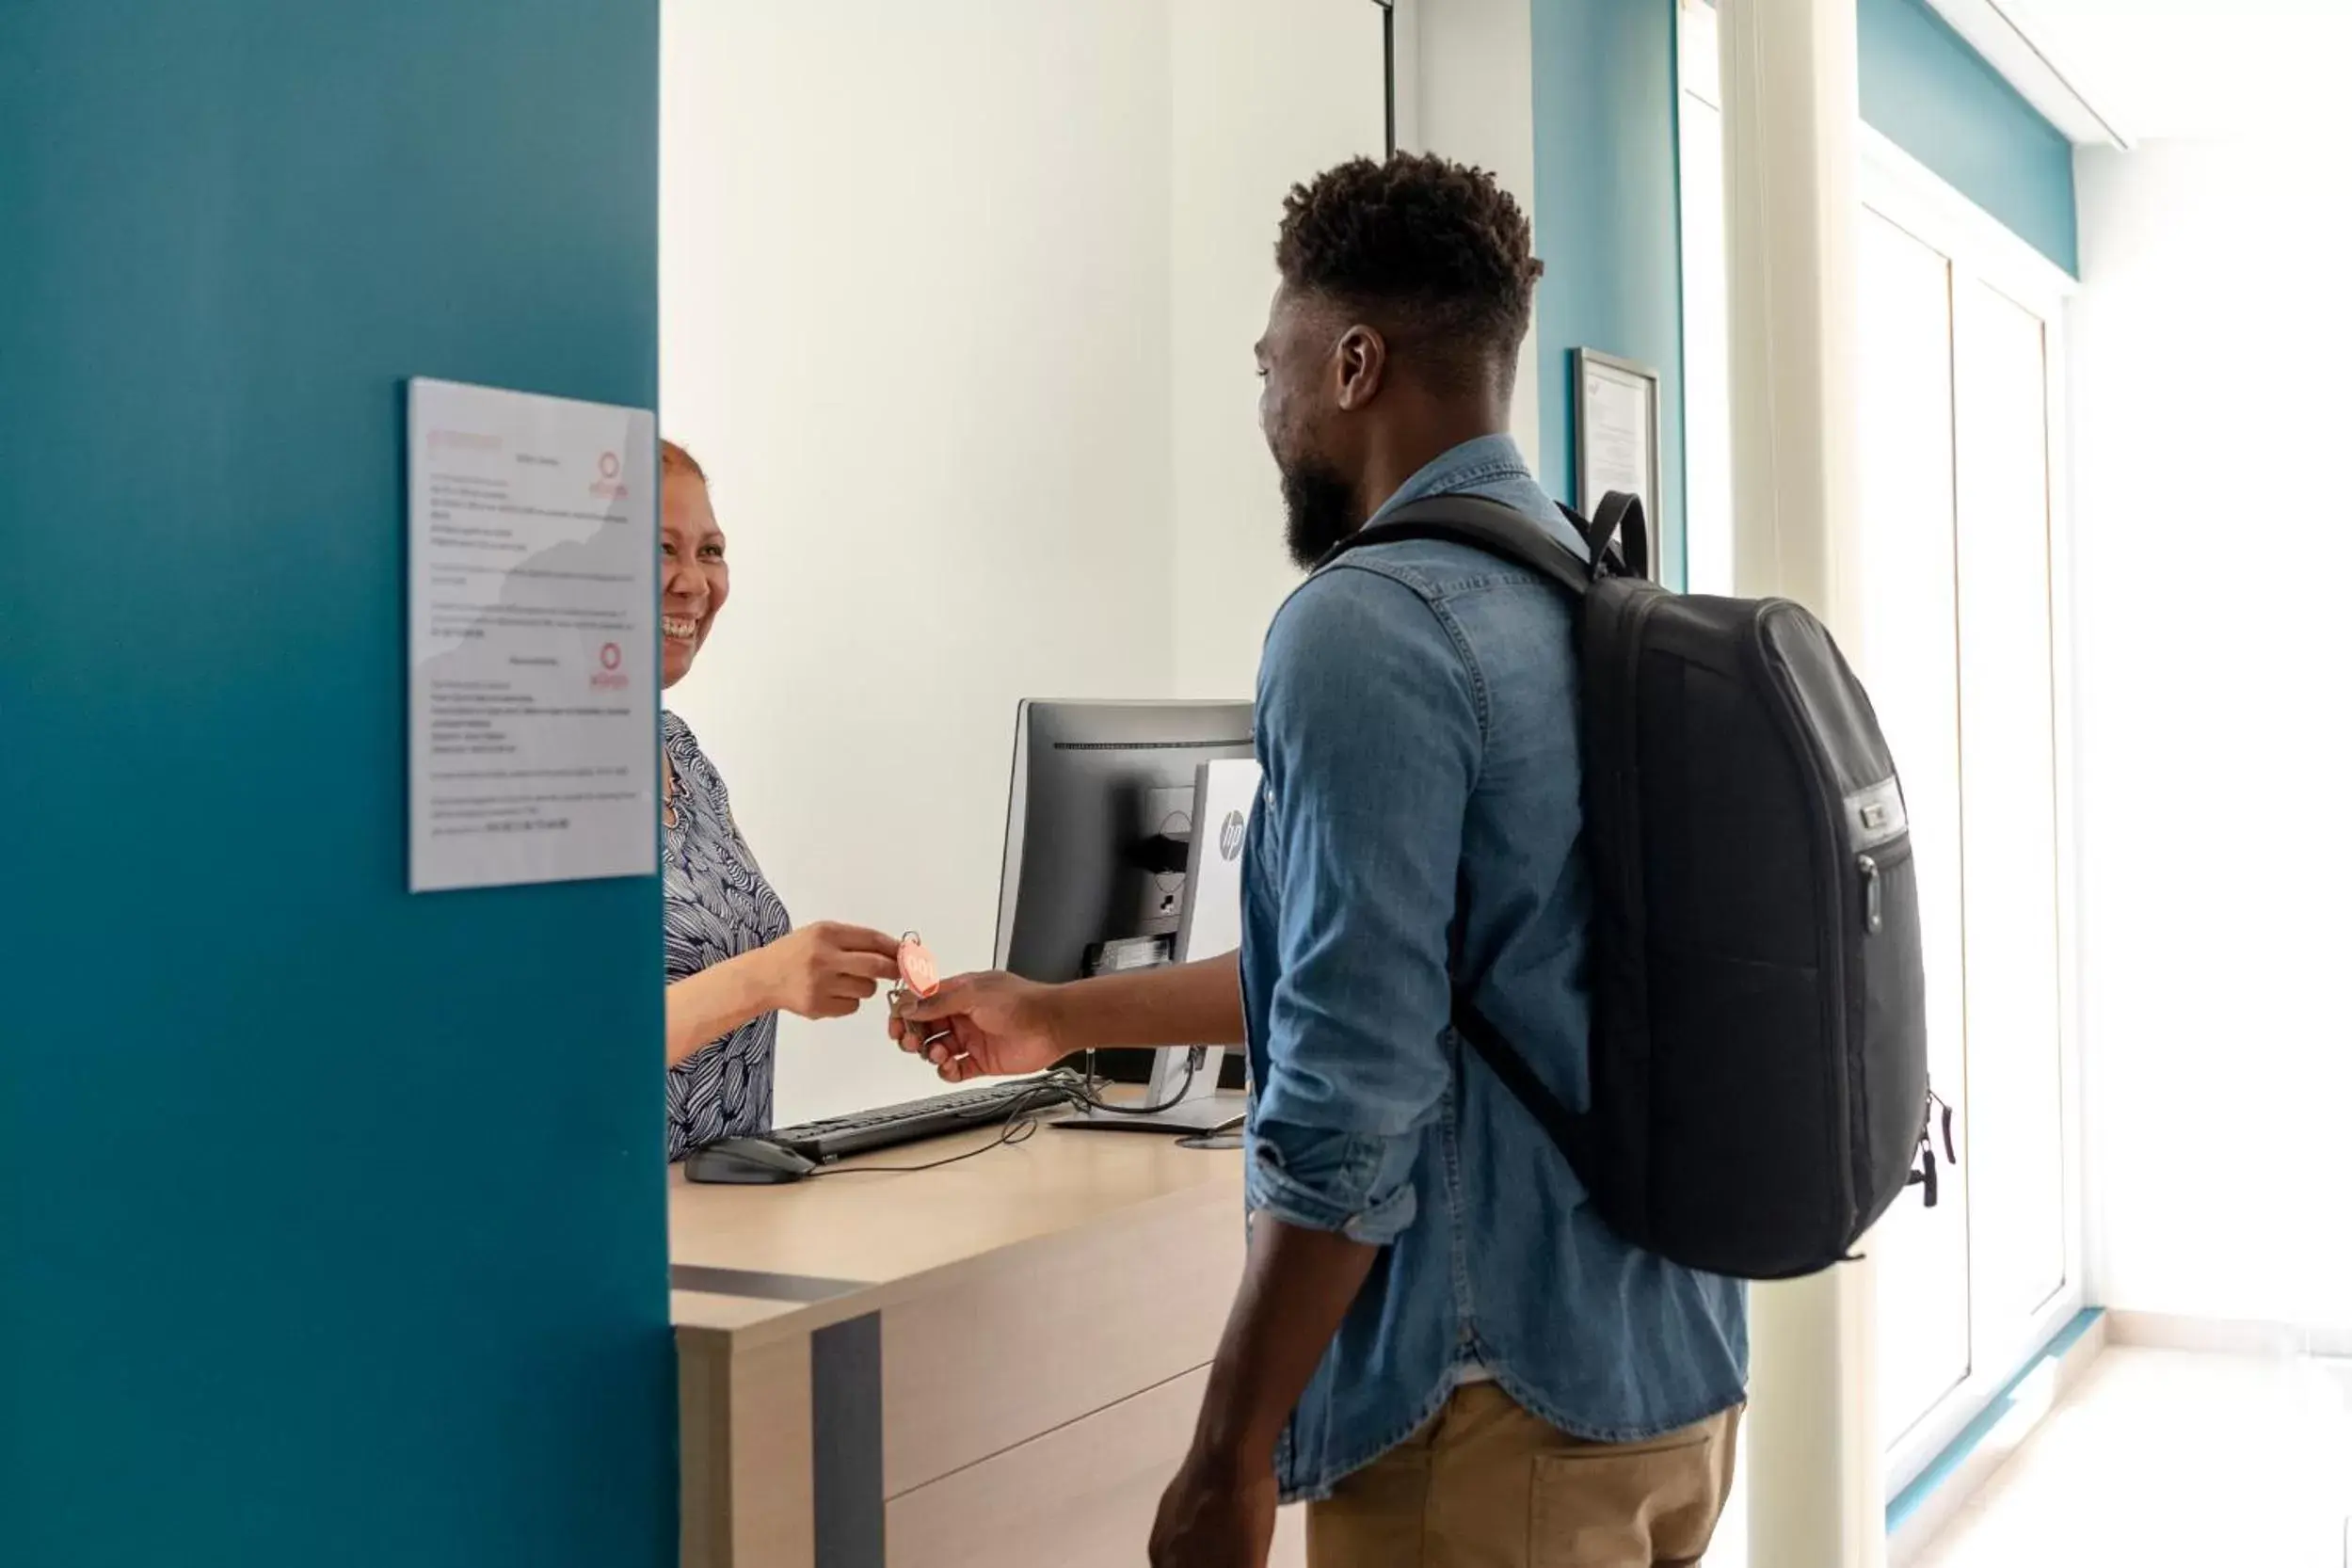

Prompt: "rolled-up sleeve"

[1244,565,1481,1246]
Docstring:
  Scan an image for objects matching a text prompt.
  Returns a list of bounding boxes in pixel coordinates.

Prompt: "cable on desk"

[1061,1049,1203,1117]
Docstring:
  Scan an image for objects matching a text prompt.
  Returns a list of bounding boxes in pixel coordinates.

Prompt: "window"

[1676,0,2083,1497]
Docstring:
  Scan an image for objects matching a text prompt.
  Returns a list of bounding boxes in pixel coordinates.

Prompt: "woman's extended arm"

[665,922,904,1066]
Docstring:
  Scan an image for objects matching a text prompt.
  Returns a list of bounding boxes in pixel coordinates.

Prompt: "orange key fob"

[898,933,940,1000]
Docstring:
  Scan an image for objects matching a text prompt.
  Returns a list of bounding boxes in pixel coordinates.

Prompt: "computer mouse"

[683,1137,819,1185]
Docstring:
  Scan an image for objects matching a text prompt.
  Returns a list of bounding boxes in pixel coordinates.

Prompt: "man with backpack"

[893,152,1749,1568]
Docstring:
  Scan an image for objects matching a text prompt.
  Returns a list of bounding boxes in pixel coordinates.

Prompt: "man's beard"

[1280,456,1360,570]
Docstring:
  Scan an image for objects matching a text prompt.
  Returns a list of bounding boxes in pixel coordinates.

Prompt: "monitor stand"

[1053,1047,1240,1136]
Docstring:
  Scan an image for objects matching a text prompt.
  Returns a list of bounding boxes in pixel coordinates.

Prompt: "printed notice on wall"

[407,377,657,892]
[1576,356,1656,524]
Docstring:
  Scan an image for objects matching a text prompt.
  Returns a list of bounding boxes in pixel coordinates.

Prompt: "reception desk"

[669,1096,1304,1567]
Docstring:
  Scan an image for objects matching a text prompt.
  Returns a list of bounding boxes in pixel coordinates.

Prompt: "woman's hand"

[756,922,904,1020]
[888,971,1071,1081]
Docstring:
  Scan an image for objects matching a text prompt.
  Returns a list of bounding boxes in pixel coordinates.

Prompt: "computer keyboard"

[759,1073,1087,1164]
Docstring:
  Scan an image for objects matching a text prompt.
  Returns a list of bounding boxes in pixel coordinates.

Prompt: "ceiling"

[1993,0,2352,140]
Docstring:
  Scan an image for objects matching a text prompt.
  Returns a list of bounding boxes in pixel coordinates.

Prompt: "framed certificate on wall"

[1569,348,1662,576]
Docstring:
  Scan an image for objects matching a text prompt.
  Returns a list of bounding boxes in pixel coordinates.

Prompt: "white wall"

[1169,0,1548,698]
[2071,136,2352,1331]
[1402,0,1544,465]
[1170,0,1388,699]
[662,0,1179,1117]
[663,0,1396,1119]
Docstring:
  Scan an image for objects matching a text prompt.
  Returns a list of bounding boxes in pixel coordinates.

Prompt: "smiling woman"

[656,439,905,1160]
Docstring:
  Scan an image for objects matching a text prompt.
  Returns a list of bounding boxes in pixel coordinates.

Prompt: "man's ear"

[1334,324,1387,411]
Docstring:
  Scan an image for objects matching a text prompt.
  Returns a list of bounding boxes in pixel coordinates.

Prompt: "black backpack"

[1326,492,1945,1281]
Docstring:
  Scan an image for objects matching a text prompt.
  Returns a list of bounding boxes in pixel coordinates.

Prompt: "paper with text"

[407,377,658,892]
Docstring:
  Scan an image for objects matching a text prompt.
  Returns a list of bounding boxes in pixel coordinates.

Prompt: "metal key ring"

[886,989,952,1043]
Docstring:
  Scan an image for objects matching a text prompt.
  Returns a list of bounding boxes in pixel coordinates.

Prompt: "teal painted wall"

[0,4,674,1565]
[1859,0,2079,275]
[1529,0,1688,584]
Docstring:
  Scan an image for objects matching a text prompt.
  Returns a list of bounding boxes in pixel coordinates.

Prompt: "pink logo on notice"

[592,641,630,691]
[591,448,631,502]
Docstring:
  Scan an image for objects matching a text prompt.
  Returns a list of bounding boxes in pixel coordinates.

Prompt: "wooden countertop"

[669,1096,1246,1344]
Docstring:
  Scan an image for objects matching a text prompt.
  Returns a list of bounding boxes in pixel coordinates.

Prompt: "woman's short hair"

[660,438,706,483]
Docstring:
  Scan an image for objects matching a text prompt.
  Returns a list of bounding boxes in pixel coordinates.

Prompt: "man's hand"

[887,952,1243,1080]
[1160,1217,1379,1568]
[1148,1448,1277,1568]
[888,971,1070,1082]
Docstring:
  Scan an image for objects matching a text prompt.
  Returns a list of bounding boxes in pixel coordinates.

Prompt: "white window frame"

[1678,0,2088,1503]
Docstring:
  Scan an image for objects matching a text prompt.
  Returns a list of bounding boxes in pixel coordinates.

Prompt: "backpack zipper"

[1749,602,1861,1233]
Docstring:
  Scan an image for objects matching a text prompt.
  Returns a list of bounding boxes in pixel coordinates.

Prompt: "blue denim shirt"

[1240,434,1749,1501]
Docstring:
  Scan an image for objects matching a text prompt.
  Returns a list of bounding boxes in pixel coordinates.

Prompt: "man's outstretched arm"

[888,951,1242,1080]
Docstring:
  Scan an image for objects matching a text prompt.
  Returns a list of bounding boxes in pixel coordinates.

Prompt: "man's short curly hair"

[1275,152,1544,387]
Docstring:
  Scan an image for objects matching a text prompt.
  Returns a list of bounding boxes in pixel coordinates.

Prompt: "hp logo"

[1218,810,1246,862]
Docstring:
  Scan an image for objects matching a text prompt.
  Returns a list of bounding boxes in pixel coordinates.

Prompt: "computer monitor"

[1143,755,1262,1106]
[993,699,1255,1133]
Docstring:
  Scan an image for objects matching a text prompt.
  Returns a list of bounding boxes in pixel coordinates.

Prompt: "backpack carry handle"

[1583,491,1649,582]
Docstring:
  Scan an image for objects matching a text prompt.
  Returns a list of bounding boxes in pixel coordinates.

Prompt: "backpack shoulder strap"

[1452,996,1599,1176]
[1319,492,1611,1184]
[1318,493,1599,597]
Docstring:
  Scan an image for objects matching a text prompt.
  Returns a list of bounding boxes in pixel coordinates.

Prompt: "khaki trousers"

[1306,1384,1743,1568]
